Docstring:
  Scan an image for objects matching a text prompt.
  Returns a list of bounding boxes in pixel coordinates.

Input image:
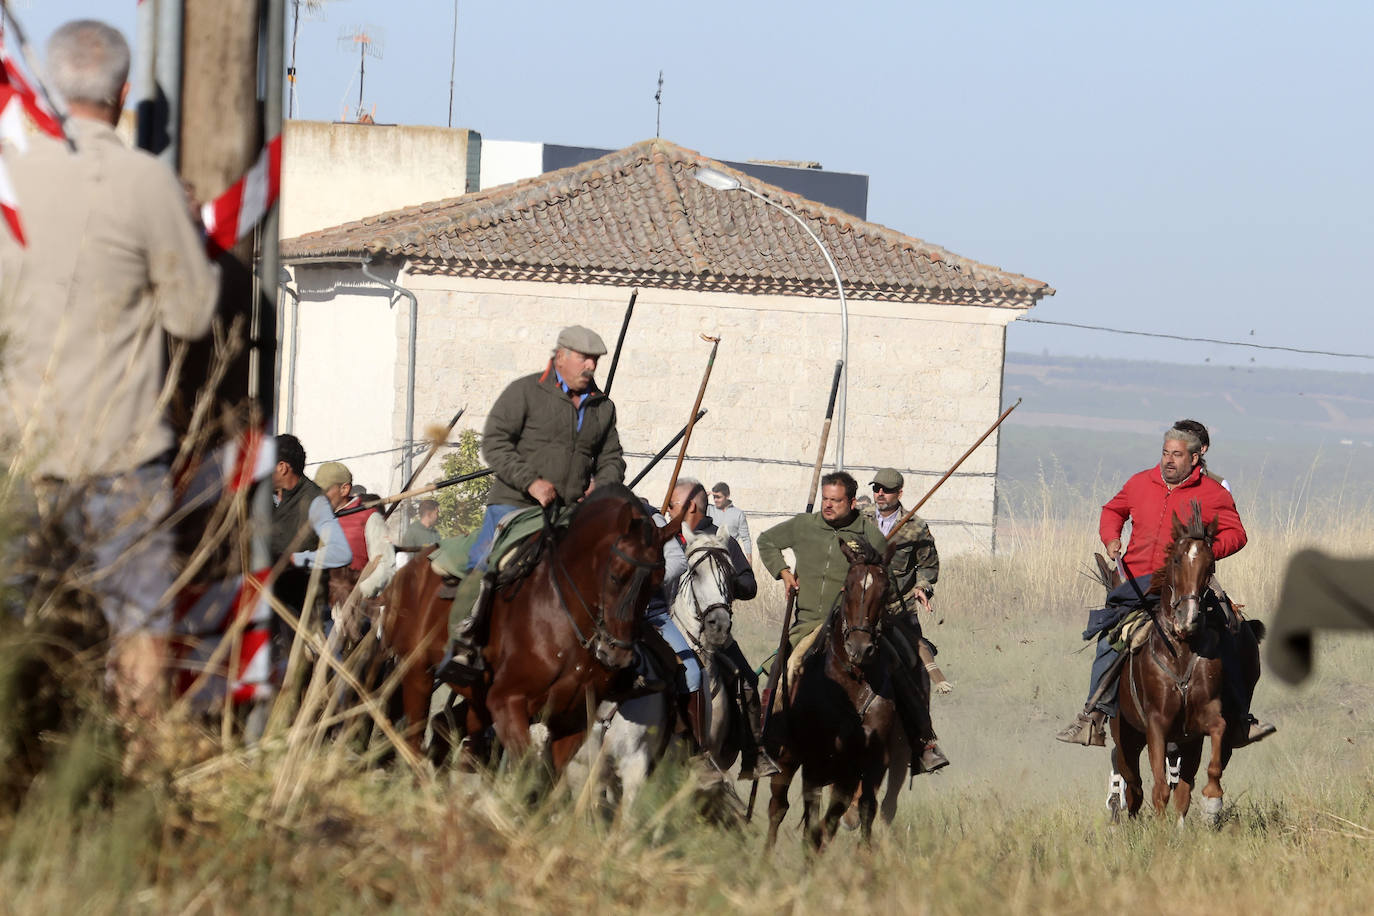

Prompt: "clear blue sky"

[20,1,1374,373]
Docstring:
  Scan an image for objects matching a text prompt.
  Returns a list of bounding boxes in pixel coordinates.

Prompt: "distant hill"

[998,353,1374,513]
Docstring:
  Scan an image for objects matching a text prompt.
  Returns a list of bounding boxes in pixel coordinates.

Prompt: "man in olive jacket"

[757,472,887,648]
[439,325,626,681]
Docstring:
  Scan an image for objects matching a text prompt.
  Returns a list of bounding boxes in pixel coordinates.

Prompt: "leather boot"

[684,689,707,753]
[1055,709,1107,747]
[435,577,492,685]
[737,684,781,780]
[919,741,951,773]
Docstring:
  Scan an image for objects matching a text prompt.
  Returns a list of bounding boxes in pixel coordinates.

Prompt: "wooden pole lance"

[660,334,720,514]
[747,358,844,821]
[602,288,637,397]
[886,397,1022,542]
[382,406,464,521]
[337,467,495,517]
[627,409,707,490]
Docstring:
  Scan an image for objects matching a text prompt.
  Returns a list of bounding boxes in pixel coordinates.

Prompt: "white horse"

[563,529,738,812]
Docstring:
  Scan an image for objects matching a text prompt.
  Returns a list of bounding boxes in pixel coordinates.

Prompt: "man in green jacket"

[439,325,626,682]
[758,471,887,649]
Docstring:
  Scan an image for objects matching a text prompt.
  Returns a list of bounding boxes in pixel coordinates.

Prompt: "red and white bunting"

[201,134,281,253]
[0,52,65,245]
[1,54,63,140]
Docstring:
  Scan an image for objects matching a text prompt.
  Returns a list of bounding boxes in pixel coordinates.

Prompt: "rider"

[438,325,625,683]
[668,479,781,780]
[862,468,950,773]
[1055,425,1276,747]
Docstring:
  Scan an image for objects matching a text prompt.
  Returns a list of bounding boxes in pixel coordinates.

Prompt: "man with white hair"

[0,21,217,733]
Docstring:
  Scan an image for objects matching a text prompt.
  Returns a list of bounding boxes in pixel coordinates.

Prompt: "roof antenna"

[338,23,385,122]
[655,70,663,137]
[447,0,459,127]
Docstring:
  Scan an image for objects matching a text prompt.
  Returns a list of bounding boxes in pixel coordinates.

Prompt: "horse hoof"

[1202,795,1223,827]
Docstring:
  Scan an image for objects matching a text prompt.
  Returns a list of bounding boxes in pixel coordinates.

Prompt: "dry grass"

[1,481,1372,914]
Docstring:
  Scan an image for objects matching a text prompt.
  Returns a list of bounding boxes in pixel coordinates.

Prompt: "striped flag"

[201,134,281,253]
[0,52,65,245]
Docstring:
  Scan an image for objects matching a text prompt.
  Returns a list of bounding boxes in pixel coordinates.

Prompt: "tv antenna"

[338,24,385,122]
[655,70,663,137]
[287,0,335,119]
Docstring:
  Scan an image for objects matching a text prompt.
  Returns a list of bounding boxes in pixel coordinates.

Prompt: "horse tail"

[1246,619,1267,643]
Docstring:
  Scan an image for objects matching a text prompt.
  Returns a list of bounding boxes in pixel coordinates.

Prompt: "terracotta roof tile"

[280,138,1053,307]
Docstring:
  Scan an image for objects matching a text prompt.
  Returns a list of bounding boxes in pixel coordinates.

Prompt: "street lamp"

[693,166,849,469]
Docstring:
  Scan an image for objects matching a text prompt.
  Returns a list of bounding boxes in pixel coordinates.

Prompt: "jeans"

[464,503,521,573]
[645,606,701,692]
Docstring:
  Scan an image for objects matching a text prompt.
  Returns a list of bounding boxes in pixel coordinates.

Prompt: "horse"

[382,485,684,771]
[766,537,902,850]
[564,527,740,811]
[1109,502,1262,827]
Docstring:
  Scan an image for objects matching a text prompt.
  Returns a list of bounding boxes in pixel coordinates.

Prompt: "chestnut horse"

[766,538,901,850]
[1110,502,1261,826]
[383,485,683,769]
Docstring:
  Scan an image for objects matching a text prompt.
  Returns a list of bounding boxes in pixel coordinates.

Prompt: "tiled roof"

[281,138,1053,307]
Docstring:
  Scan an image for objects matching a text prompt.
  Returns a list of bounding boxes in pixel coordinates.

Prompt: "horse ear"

[882,539,901,566]
[837,536,861,566]
[656,499,688,545]
[1206,514,1219,540]
[1171,511,1185,540]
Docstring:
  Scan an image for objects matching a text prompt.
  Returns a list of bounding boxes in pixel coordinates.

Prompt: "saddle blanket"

[428,506,563,579]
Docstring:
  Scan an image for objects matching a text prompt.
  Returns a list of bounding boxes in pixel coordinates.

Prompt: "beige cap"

[314,461,352,490]
[870,468,904,491]
[556,325,608,356]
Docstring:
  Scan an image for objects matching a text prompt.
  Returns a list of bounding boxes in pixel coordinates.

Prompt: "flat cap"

[556,325,608,356]
[314,461,352,490]
[870,468,904,491]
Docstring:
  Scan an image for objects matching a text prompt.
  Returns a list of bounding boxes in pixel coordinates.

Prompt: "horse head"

[836,537,889,666]
[1164,500,1219,640]
[674,528,734,651]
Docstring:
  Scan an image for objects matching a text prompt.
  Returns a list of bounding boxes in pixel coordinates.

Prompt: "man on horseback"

[862,469,951,772]
[1056,426,1276,747]
[438,325,625,682]
[668,479,781,779]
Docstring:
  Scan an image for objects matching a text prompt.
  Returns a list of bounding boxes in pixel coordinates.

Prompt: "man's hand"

[780,568,799,595]
[583,478,598,499]
[914,589,932,612]
[527,478,557,507]
[1106,538,1123,561]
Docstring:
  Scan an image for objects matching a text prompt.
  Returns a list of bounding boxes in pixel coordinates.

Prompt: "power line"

[1019,318,1374,362]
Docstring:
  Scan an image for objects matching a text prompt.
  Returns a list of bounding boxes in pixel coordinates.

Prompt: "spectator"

[400,498,442,549]
[708,481,753,559]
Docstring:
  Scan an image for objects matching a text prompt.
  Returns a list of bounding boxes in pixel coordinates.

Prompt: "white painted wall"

[477,139,544,190]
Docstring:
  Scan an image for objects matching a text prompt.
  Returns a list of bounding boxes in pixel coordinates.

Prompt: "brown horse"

[1110,502,1261,826]
[383,485,684,769]
[766,538,901,850]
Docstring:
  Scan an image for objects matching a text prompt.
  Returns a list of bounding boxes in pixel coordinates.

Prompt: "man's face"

[272,461,292,490]
[323,481,351,511]
[421,507,440,528]
[553,347,599,393]
[1160,439,1200,485]
[711,490,728,509]
[819,483,854,523]
[872,484,901,512]
[669,489,705,531]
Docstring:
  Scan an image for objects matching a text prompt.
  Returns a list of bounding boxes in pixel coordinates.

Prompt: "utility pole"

[447,0,458,128]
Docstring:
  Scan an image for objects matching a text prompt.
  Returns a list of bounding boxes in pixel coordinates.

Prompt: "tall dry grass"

[0,459,1371,914]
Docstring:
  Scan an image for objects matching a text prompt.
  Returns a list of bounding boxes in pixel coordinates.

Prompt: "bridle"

[548,514,663,662]
[834,560,886,679]
[671,539,734,652]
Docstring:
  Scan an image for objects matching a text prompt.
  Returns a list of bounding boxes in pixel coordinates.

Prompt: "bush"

[434,429,490,536]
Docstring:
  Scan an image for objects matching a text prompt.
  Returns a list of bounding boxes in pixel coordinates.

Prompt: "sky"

[17,1,1374,374]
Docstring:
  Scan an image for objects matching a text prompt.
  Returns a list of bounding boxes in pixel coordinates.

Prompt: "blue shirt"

[554,369,589,432]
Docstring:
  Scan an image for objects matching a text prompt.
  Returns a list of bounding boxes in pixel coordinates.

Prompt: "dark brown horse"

[383,485,684,769]
[766,538,901,850]
[1110,502,1261,826]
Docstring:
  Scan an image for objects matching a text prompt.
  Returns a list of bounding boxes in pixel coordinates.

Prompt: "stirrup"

[434,639,485,686]
[1055,711,1106,747]
[739,750,782,781]
[918,742,950,774]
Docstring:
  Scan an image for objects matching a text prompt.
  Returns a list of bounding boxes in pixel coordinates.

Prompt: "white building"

[280,137,1053,553]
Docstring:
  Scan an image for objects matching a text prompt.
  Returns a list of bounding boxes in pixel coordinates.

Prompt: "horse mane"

[1146,501,1214,596]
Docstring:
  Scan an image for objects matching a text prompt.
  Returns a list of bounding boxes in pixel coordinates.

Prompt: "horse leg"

[803,778,828,851]
[490,690,533,761]
[819,780,855,851]
[1200,723,1228,828]
[1112,719,1147,818]
[880,726,909,825]
[399,657,432,759]
[857,759,883,846]
[1147,722,1171,815]
[765,767,793,851]
[1174,739,1204,826]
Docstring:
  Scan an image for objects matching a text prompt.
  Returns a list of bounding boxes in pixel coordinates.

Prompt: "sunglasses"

[871,485,898,494]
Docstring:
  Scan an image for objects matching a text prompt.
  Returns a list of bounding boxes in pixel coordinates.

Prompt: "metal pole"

[360,257,419,527]
[447,0,458,128]
[260,0,285,416]
[603,288,637,397]
[154,0,183,168]
[287,0,301,119]
[738,185,847,470]
[133,0,159,152]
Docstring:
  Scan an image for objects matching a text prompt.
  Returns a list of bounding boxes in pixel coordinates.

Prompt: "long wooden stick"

[603,288,637,397]
[627,409,707,489]
[337,467,494,517]
[382,406,464,520]
[805,360,844,514]
[886,397,1022,542]
[660,334,720,514]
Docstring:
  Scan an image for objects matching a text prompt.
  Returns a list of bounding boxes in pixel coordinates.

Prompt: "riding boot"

[684,689,707,753]
[737,684,781,780]
[435,576,493,685]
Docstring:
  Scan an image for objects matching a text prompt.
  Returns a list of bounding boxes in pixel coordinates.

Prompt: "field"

[1,484,1372,915]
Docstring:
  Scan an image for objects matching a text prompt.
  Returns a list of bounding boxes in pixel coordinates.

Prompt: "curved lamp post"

[693,166,848,470]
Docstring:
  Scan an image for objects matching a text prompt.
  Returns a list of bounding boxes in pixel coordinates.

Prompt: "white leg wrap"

[1202,795,1223,822]
[1167,756,1181,787]
[1106,772,1127,810]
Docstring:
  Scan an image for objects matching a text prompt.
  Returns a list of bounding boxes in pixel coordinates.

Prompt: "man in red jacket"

[1056,426,1276,747]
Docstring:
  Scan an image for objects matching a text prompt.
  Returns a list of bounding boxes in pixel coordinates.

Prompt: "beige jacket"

[0,116,217,479]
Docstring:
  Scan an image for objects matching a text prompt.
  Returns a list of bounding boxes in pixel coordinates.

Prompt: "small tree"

[434,429,490,536]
